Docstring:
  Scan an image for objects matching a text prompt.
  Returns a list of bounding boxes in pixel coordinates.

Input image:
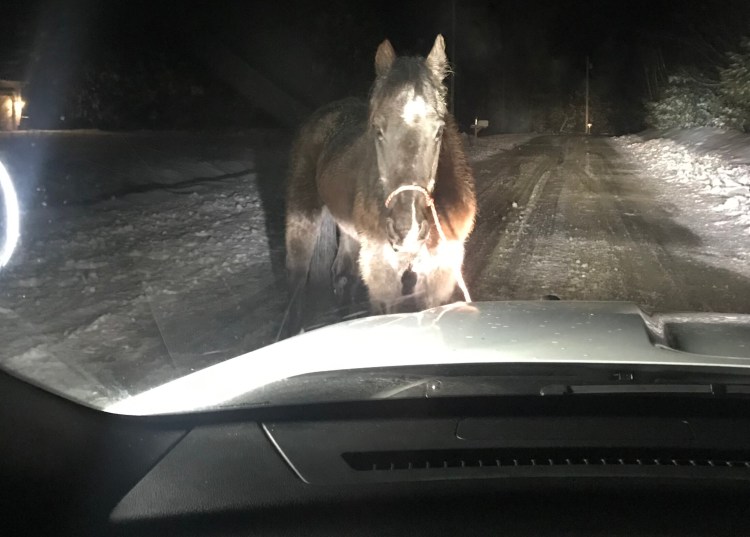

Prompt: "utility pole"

[585,56,590,134]
[450,0,456,116]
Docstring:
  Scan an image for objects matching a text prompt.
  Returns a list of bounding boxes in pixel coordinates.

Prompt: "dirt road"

[465,135,750,314]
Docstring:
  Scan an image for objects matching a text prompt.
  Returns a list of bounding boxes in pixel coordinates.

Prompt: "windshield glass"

[1,0,750,414]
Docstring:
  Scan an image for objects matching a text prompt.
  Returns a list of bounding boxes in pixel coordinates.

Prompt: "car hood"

[106,301,750,415]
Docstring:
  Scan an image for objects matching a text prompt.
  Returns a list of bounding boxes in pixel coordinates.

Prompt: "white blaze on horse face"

[401,94,428,126]
[400,199,422,252]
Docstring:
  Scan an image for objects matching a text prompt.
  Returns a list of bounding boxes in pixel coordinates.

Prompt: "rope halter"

[383,183,472,303]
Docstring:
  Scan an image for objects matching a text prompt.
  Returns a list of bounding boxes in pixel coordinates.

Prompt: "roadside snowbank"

[614,129,750,232]
[637,127,750,165]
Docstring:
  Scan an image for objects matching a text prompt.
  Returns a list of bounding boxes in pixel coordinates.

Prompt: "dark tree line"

[645,37,750,131]
[10,0,750,133]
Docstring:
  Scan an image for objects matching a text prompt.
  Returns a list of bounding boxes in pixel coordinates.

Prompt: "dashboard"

[4,368,750,536]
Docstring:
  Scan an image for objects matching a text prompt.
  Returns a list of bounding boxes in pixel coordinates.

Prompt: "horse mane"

[432,113,476,242]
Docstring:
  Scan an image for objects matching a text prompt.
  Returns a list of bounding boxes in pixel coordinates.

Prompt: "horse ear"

[426,34,449,80]
[375,39,396,77]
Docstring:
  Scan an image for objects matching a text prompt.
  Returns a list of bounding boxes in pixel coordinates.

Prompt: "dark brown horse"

[283,34,476,335]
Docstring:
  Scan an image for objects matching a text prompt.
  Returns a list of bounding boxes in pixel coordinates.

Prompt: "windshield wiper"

[540,383,750,396]
[224,365,750,407]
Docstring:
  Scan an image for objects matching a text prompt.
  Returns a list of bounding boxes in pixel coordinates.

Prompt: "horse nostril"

[386,217,399,244]
[418,220,430,241]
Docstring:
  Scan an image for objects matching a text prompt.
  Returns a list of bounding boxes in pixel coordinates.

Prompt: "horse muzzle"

[386,217,430,252]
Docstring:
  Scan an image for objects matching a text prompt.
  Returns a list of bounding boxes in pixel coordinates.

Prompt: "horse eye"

[374,127,384,141]
[435,126,444,141]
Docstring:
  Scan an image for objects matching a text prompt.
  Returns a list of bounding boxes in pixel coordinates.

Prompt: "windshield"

[1,0,750,413]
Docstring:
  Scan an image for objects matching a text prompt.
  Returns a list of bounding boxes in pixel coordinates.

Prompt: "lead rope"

[384,185,472,303]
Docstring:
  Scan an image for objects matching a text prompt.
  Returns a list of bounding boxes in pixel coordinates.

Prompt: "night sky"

[2,0,749,133]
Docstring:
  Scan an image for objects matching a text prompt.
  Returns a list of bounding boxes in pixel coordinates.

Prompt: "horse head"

[369,35,450,253]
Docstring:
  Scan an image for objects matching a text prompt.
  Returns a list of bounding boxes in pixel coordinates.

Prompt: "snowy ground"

[612,128,750,278]
[0,131,291,406]
[0,129,528,408]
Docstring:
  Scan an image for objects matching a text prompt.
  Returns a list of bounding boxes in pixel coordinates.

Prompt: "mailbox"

[470,118,489,137]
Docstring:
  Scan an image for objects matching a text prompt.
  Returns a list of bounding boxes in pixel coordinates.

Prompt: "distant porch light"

[13,98,25,122]
[0,80,27,130]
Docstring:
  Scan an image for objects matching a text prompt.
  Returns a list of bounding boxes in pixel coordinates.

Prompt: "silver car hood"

[107,301,750,415]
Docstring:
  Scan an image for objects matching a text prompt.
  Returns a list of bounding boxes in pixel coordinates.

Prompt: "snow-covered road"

[466,134,750,314]
[1,129,749,408]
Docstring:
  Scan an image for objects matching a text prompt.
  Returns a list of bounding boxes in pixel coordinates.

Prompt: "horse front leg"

[417,265,457,310]
[331,230,361,308]
[415,241,466,309]
[281,208,323,338]
[358,240,403,315]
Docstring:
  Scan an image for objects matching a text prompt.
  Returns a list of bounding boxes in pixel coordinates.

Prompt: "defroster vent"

[343,448,750,472]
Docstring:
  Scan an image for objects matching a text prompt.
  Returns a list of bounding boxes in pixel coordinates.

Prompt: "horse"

[282,34,476,336]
